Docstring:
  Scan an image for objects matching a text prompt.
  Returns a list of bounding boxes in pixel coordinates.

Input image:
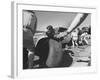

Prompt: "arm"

[55,13,88,38]
[67,13,88,33]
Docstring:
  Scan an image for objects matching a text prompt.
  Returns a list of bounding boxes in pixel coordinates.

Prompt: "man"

[23,10,37,69]
[81,31,89,45]
[77,28,82,45]
[46,25,55,39]
[71,29,78,47]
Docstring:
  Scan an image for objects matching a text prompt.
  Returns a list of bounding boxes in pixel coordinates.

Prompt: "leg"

[72,40,75,47]
[28,51,34,69]
[23,48,28,69]
[75,40,78,47]
[84,37,88,45]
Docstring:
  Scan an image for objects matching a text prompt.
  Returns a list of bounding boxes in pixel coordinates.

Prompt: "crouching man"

[46,13,88,67]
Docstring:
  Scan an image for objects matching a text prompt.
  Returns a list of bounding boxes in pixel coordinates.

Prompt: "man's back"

[23,10,37,49]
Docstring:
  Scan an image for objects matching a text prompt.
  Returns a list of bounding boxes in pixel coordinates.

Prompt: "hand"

[55,31,67,38]
[62,34,71,43]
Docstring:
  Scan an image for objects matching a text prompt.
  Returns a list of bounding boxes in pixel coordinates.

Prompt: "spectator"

[71,29,78,47]
[80,31,89,45]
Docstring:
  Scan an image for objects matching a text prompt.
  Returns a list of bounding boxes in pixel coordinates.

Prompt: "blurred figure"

[80,31,89,45]
[88,26,91,35]
[71,29,78,47]
[77,28,82,45]
[23,10,37,69]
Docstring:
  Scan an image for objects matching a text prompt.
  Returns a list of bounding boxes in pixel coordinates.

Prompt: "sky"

[34,10,91,31]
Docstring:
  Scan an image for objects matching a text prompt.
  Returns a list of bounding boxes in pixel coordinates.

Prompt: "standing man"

[23,10,37,69]
[71,29,78,47]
